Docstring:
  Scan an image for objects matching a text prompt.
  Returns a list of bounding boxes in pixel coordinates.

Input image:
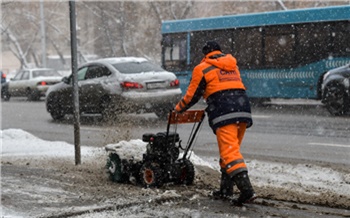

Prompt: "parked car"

[321,63,350,116]
[45,57,182,120]
[1,68,62,101]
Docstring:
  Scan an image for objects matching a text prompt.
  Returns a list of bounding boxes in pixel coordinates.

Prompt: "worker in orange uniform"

[174,41,256,206]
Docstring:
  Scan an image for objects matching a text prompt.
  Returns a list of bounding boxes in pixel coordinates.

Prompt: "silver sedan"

[45,57,182,120]
[1,68,63,101]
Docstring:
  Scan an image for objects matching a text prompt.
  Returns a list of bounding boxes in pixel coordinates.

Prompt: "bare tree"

[1,23,30,68]
[277,0,288,10]
[151,1,194,22]
[2,0,350,72]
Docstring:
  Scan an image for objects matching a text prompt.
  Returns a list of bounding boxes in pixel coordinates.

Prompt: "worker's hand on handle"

[174,103,185,114]
[173,107,183,114]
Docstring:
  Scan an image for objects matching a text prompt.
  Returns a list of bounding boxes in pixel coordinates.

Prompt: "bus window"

[233,27,263,69]
[162,34,187,71]
[264,25,296,68]
[190,30,232,69]
[189,31,207,68]
[296,23,331,65]
[331,21,350,57]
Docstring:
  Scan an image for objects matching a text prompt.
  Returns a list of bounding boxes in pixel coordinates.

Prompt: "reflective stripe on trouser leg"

[216,123,247,177]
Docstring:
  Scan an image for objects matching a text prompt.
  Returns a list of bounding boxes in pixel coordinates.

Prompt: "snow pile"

[249,160,350,197]
[1,129,97,158]
[105,139,147,161]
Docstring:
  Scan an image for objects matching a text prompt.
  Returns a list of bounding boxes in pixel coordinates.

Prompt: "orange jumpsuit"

[175,51,253,177]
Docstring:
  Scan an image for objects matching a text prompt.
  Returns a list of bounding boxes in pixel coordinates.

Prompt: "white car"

[1,68,63,101]
[45,57,182,120]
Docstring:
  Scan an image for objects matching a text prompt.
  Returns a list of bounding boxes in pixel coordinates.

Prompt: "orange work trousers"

[216,122,247,177]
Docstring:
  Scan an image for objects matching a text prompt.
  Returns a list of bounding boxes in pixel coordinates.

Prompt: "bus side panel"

[174,58,350,99]
[241,58,350,99]
[242,69,317,99]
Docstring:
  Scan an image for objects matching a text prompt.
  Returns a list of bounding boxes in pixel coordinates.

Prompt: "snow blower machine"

[105,110,205,188]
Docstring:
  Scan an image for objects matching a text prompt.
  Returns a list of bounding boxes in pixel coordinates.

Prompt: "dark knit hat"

[202,40,221,55]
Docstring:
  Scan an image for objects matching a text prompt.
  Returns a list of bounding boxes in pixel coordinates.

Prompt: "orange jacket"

[175,51,246,112]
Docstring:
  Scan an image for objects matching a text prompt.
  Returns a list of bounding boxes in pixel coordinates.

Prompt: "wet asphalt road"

[1,98,349,169]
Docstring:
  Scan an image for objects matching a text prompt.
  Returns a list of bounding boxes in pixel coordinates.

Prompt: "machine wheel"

[139,162,164,188]
[169,146,180,161]
[323,83,348,116]
[176,159,195,185]
[106,153,127,182]
[47,94,65,120]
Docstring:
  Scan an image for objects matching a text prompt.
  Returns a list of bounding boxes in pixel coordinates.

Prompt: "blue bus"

[161,6,350,115]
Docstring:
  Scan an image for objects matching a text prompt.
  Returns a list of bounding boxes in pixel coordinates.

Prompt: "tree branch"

[277,0,288,10]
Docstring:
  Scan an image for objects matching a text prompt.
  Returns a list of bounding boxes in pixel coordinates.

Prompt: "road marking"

[81,126,112,131]
[308,142,350,148]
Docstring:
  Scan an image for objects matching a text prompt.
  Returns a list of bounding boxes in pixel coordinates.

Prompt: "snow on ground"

[1,128,350,217]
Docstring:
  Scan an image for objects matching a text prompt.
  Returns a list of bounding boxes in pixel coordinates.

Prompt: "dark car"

[45,57,182,120]
[1,71,7,100]
[1,71,6,84]
[321,63,350,115]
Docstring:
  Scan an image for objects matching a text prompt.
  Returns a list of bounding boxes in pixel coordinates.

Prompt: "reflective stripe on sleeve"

[202,66,217,74]
[178,99,188,111]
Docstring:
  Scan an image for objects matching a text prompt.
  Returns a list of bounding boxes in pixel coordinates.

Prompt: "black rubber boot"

[231,171,256,206]
[212,171,234,199]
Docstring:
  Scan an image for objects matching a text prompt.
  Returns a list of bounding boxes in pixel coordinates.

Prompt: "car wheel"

[31,91,41,101]
[1,86,11,101]
[175,159,195,185]
[47,95,65,120]
[139,162,164,188]
[155,107,171,120]
[323,83,348,116]
[100,97,117,122]
[26,88,33,101]
[26,88,40,101]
